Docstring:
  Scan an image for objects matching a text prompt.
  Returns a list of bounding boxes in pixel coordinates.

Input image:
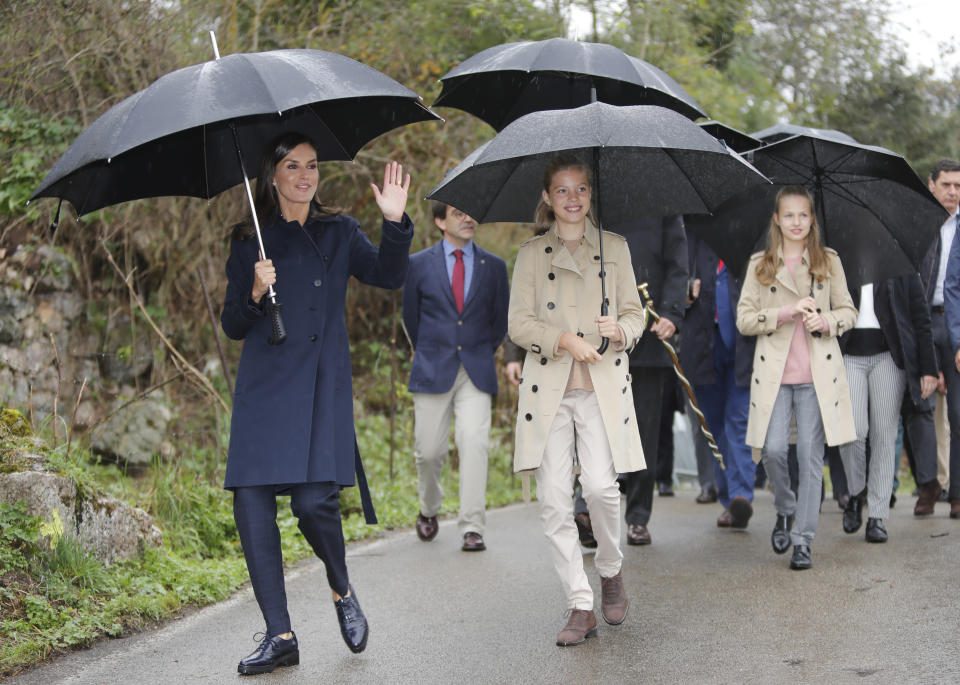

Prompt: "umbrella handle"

[597,298,610,355]
[267,300,287,345]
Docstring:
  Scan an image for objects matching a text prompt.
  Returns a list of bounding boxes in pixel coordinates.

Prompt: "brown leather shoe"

[574,512,598,548]
[556,609,598,646]
[626,524,651,545]
[461,531,486,551]
[600,571,628,625]
[914,481,942,516]
[951,499,960,520]
[415,513,438,541]
[716,508,732,527]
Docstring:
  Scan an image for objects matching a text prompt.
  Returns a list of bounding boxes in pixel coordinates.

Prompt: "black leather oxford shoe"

[237,632,299,675]
[789,544,812,570]
[335,585,369,653]
[865,517,888,543]
[843,491,864,533]
[771,513,794,554]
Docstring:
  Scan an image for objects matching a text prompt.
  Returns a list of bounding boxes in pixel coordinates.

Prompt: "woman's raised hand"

[252,254,275,303]
[371,161,411,223]
[559,331,603,364]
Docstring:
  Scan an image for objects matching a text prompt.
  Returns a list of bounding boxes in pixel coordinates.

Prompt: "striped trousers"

[839,352,906,520]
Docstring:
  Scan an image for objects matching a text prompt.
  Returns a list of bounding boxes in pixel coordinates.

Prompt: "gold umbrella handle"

[638,283,725,471]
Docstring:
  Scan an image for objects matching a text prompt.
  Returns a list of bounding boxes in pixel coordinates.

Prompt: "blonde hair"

[534,153,597,235]
[754,185,831,285]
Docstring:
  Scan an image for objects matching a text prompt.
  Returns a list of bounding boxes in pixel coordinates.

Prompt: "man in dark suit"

[402,202,510,550]
[681,232,757,529]
[918,159,960,517]
[929,158,960,517]
[616,215,688,545]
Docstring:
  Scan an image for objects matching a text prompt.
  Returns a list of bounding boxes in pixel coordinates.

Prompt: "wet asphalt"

[10,488,960,684]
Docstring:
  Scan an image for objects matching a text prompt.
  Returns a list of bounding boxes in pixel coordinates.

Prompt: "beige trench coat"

[736,247,858,455]
[508,221,647,474]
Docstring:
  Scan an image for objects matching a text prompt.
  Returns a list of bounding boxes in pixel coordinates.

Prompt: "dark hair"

[431,200,450,222]
[931,158,960,183]
[754,185,831,285]
[533,153,596,235]
[233,132,339,240]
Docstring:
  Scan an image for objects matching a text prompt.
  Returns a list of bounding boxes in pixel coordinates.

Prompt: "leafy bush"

[0,102,80,220]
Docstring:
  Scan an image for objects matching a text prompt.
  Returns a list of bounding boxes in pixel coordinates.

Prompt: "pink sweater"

[777,255,829,385]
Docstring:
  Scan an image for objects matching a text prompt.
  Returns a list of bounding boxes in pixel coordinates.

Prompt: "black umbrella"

[698,120,761,154]
[426,102,769,351]
[752,122,857,145]
[432,37,705,131]
[686,130,946,288]
[29,43,440,343]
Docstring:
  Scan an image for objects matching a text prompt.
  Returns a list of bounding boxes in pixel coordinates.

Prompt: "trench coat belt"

[354,444,377,524]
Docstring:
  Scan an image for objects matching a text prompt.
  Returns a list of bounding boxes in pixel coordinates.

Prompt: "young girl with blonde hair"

[508,153,647,644]
[736,185,857,570]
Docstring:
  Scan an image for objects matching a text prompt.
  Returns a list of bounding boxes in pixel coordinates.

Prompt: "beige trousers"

[413,365,490,534]
[935,394,950,490]
[536,389,622,611]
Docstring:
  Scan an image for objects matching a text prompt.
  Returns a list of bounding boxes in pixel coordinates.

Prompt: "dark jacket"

[402,241,509,396]
[221,211,413,496]
[611,215,688,368]
[841,274,937,409]
[680,231,755,387]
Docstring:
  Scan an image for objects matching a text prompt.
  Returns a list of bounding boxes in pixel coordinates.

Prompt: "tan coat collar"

[774,246,811,296]
[547,220,600,276]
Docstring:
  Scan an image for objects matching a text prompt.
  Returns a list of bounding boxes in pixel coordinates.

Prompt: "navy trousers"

[233,482,349,637]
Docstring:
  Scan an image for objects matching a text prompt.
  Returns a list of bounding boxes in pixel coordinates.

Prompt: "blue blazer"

[402,241,509,396]
[943,221,960,355]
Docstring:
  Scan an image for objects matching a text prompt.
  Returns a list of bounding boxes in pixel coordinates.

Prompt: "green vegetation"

[0,381,524,677]
[0,0,957,677]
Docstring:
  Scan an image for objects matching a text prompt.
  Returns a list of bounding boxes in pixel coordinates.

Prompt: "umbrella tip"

[209,30,221,60]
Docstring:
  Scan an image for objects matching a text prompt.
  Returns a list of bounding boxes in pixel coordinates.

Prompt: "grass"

[0,382,525,678]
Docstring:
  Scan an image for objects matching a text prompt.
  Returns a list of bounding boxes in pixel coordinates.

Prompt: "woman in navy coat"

[221,133,413,674]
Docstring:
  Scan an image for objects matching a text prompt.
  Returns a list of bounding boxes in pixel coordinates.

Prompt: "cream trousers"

[536,389,622,610]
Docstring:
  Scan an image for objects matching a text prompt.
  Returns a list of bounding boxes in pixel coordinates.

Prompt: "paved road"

[11,490,960,684]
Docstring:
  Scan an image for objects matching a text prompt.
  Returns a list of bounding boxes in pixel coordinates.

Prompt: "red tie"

[717,259,725,275]
[452,249,464,313]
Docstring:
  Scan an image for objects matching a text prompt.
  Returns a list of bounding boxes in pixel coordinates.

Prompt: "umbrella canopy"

[698,120,761,154]
[29,48,440,215]
[752,122,857,145]
[432,37,705,131]
[686,131,946,287]
[425,102,767,224]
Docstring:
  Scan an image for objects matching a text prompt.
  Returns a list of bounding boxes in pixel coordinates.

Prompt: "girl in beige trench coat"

[508,154,647,647]
[737,185,857,571]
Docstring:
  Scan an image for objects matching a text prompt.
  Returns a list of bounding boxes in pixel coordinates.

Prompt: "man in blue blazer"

[402,202,510,550]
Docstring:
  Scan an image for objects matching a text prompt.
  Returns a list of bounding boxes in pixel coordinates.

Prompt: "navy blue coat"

[680,231,755,387]
[402,241,509,396]
[611,215,688,368]
[221,210,413,497]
